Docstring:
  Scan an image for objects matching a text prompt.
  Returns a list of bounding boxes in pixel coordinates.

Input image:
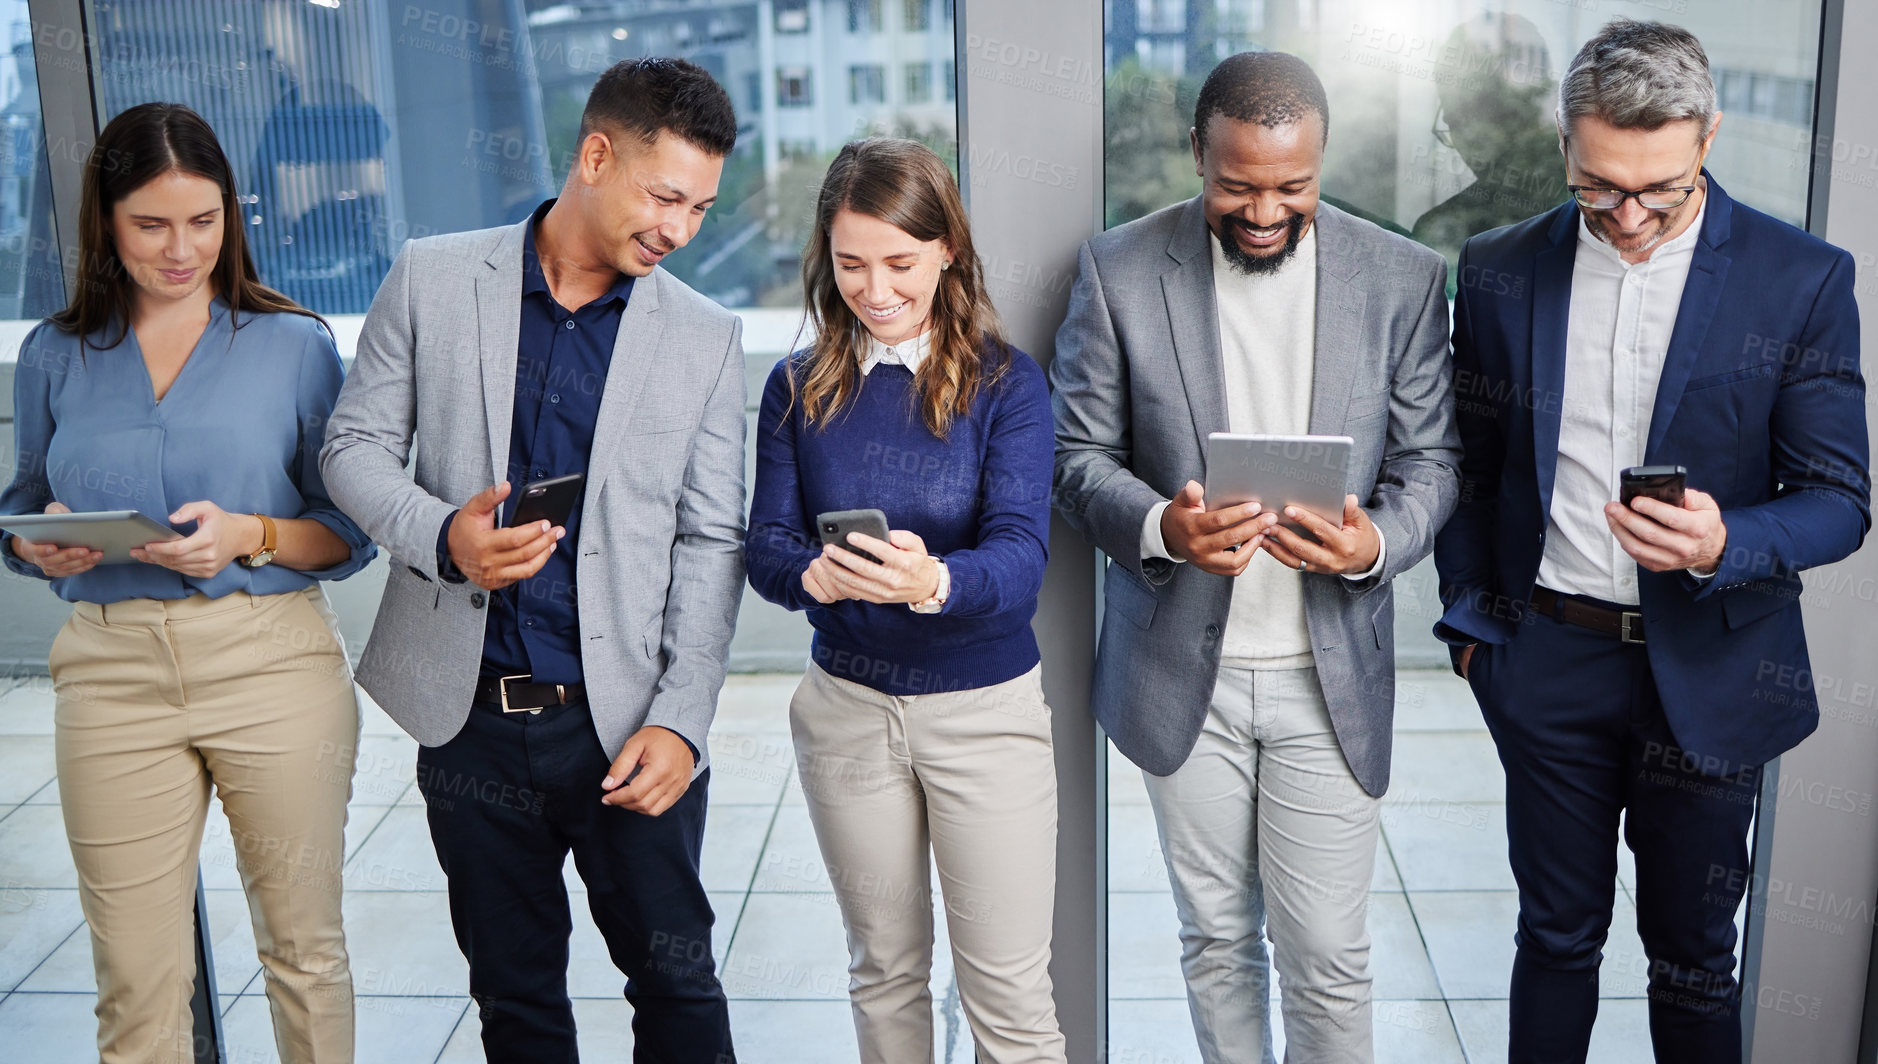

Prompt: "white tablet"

[1204,433,1353,531]
[0,510,182,563]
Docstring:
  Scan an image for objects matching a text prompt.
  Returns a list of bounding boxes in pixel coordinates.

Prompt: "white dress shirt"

[1137,226,1384,668]
[1537,195,1708,605]
[860,329,932,376]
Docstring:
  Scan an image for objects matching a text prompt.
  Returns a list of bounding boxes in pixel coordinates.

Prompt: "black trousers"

[417,699,734,1063]
[1472,606,1759,1064]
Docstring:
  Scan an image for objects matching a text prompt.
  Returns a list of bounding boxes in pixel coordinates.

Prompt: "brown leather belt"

[1531,587,1645,644]
[474,675,586,712]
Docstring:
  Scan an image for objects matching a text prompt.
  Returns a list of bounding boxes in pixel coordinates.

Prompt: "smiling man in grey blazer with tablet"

[320,58,743,1062]
[1051,52,1459,1063]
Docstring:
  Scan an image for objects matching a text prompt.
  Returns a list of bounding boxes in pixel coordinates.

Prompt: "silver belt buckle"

[1619,612,1645,645]
[498,674,542,715]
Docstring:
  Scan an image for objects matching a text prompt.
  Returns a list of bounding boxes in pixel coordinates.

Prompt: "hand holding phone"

[1620,465,1687,508]
[511,473,585,529]
[816,508,890,564]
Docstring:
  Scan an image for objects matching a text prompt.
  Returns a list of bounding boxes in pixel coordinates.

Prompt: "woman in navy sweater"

[747,138,1065,1063]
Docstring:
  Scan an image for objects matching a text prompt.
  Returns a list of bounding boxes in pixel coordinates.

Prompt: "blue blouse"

[0,299,376,602]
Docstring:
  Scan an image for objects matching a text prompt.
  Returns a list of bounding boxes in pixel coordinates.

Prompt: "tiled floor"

[0,670,1726,1062]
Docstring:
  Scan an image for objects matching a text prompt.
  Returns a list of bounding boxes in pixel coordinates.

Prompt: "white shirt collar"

[859,329,933,376]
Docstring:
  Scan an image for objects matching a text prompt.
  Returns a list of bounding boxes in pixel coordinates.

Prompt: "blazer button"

[1205,623,1221,638]
[470,592,486,609]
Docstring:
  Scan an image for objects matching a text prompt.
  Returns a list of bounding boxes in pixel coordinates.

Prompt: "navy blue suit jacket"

[1434,173,1870,769]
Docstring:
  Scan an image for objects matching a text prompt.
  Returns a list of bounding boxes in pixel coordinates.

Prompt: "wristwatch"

[909,558,950,614]
[241,513,277,568]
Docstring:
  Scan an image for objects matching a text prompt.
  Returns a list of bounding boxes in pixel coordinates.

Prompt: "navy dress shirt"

[1,302,376,601]
[444,200,631,686]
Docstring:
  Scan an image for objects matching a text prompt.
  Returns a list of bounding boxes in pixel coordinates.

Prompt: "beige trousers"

[790,663,1067,1064]
[50,587,359,1064]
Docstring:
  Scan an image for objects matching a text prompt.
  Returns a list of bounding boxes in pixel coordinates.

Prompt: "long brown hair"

[51,102,323,345]
[796,138,1007,438]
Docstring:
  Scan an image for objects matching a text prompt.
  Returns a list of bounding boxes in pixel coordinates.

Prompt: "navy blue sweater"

[746,345,1053,696]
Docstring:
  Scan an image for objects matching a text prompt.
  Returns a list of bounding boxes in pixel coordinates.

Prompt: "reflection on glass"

[91,0,957,315]
[0,3,61,319]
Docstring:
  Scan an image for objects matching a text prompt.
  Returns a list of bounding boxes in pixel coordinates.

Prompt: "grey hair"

[1558,18,1716,139]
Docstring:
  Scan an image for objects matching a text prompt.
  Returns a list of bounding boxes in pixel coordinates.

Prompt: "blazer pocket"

[1682,362,1778,393]
[1344,392,1389,423]
[1721,577,1801,630]
[643,615,666,658]
[1105,564,1158,630]
[622,412,697,437]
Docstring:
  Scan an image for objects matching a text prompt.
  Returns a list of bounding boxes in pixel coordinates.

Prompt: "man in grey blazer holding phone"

[1051,53,1458,1063]
[320,58,745,1062]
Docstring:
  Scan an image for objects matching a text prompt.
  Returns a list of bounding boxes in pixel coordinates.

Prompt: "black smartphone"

[510,473,585,528]
[816,508,890,564]
[1620,465,1687,507]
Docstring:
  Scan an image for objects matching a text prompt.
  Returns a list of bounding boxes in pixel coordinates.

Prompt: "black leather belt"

[474,675,586,713]
[1531,587,1645,645]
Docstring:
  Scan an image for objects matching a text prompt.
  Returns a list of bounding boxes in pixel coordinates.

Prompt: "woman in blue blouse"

[746,138,1065,1063]
[0,104,373,1063]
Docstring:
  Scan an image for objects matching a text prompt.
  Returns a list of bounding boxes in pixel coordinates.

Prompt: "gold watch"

[241,513,277,568]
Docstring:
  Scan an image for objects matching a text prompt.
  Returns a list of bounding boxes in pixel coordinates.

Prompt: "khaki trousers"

[790,663,1067,1064]
[1144,666,1382,1064]
[50,587,359,1064]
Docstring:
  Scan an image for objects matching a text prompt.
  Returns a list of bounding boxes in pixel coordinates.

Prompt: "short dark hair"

[1194,51,1329,153]
[580,56,737,157]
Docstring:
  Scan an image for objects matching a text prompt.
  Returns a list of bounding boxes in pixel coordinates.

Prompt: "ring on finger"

[1298,559,1308,572]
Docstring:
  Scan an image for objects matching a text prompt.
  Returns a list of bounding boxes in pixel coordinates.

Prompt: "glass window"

[849,64,886,105]
[848,0,883,35]
[776,0,810,34]
[905,61,933,105]
[778,66,815,108]
[0,2,62,321]
[903,0,932,32]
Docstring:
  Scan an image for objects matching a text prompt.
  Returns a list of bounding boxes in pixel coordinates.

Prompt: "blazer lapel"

[1307,206,1363,437]
[1646,174,1733,461]
[476,221,528,482]
[586,270,665,500]
[1164,197,1228,454]
[1530,204,1576,520]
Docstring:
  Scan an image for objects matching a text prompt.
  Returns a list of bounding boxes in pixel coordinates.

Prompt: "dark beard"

[1215,213,1305,275]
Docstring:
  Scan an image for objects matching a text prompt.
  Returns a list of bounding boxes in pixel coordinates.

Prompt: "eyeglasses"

[1567,184,1698,211]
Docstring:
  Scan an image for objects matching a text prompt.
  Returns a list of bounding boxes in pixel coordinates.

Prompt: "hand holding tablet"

[2,504,182,570]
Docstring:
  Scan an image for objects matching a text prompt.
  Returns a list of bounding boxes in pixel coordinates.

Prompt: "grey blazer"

[1050,198,1459,796]
[319,219,746,769]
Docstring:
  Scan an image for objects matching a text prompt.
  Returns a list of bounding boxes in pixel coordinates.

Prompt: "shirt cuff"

[1141,501,1182,563]
[1687,564,1718,580]
[436,510,468,584]
[1343,525,1387,582]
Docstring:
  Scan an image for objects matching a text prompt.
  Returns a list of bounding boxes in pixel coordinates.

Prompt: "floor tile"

[727,1000,860,1063]
[1107,890,1190,1000]
[1411,891,1651,1001]
[1107,803,1171,893]
[354,688,409,738]
[1108,999,1205,1064]
[1392,670,1485,732]
[1108,743,1151,806]
[721,893,854,1000]
[0,681,57,736]
[698,804,781,895]
[712,675,799,736]
[1448,997,1655,1064]
[1384,733,1506,806]
[750,803,837,893]
[343,733,421,807]
[19,887,262,998]
[0,736,55,805]
[1369,892,1442,1000]
[0,991,103,1062]
[0,888,83,991]
[1382,802,1512,892]
[343,806,447,893]
[1372,999,1469,1064]
[223,990,466,1064]
[342,891,469,999]
[0,806,76,888]
[706,728,795,805]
